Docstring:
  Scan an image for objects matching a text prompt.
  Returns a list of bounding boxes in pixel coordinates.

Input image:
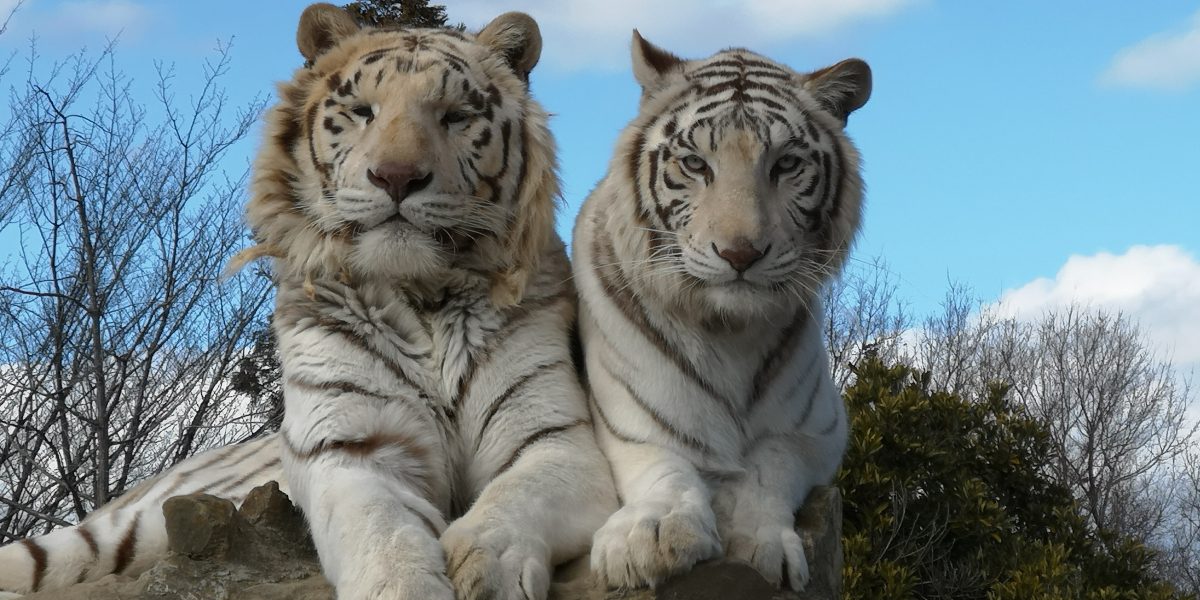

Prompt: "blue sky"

[2,0,1198,365]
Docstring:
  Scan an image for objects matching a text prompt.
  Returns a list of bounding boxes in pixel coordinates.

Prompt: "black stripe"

[495,420,588,476]
[287,376,392,402]
[459,287,573,405]
[598,357,711,454]
[305,101,329,180]
[588,394,645,446]
[150,442,249,505]
[281,431,430,497]
[77,524,99,557]
[818,399,840,435]
[21,538,47,592]
[591,232,744,431]
[826,133,847,224]
[474,360,568,450]
[310,319,427,395]
[112,514,140,575]
[794,358,825,428]
[746,312,810,413]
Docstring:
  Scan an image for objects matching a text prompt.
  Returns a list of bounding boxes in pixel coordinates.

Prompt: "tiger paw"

[336,570,455,600]
[590,501,722,588]
[725,520,809,591]
[441,516,551,600]
[334,524,456,600]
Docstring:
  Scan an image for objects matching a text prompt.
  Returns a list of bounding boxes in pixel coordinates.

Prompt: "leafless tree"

[1013,308,1196,544]
[1157,449,1200,596]
[0,42,272,541]
[906,290,1199,586]
[822,257,910,389]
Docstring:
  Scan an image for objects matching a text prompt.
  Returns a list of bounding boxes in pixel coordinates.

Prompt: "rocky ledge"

[21,483,842,600]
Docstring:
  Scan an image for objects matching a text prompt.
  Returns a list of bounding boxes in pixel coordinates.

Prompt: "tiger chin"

[0,5,617,600]
[573,33,870,591]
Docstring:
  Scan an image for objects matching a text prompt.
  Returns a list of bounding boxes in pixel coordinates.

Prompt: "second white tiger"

[574,34,871,590]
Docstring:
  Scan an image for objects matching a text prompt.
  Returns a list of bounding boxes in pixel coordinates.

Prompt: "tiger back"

[573,33,870,591]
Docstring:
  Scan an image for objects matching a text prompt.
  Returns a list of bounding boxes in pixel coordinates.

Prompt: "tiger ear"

[297,3,361,63]
[803,58,872,124]
[631,30,684,92]
[477,12,542,82]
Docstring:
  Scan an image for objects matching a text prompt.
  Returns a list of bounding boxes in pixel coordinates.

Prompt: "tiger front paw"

[590,500,722,589]
[335,523,456,600]
[441,515,551,600]
[725,516,809,590]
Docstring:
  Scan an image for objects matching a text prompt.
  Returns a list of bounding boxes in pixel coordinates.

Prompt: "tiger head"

[614,33,870,321]
[241,3,558,306]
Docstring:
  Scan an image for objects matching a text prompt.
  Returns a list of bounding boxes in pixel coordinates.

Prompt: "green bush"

[838,359,1187,600]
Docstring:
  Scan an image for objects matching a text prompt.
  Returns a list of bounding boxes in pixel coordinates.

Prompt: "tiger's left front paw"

[725,519,809,591]
[441,516,551,600]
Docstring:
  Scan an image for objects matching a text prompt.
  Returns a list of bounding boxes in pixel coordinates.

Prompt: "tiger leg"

[442,333,617,599]
[280,397,454,600]
[0,435,283,596]
[714,421,847,589]
[283,447,452,600]
[588,438,722,589]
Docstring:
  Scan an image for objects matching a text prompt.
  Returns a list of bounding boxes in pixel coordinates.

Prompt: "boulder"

[20,484,843,600]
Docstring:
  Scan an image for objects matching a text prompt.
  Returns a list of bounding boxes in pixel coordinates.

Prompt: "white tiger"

[573,33,871,591]
[0,4,617,599]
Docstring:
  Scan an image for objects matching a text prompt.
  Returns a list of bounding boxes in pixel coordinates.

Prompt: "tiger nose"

[367,162,432,203]
[714,239,767,272]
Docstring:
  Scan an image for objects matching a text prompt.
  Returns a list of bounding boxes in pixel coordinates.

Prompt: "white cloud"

[1100,9,1200,91]
[453,0,913,71]
[994,245,1200,368]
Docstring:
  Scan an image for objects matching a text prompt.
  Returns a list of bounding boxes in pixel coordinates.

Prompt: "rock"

[21,484,843,600]
[548,487,844,600]
[794,486,843,600]
[162,493,244,560]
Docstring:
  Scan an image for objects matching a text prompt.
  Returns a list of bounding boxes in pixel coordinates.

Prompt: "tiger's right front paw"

[336,569,455,600]
[334,523,456,600]
[590,500,722,589]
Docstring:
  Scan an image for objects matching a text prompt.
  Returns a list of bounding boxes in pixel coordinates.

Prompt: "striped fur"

[574,34,871,591]
[0,436,282,596]
[0,5,616,600]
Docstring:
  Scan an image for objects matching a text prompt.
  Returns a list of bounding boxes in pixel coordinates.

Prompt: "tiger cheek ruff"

[573,31,870,591]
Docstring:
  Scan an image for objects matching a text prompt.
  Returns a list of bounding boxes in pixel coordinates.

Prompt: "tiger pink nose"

[715,239,766,272]
[367,162,432,203]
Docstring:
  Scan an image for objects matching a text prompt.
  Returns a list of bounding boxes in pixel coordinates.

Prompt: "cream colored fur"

[0,5,615,600]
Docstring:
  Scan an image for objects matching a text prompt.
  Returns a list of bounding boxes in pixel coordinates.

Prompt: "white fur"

[574,42,866,592]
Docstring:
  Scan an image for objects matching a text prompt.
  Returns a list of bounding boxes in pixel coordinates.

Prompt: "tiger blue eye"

[775,155,801,172]
[351,105,374,121]
[682,155,707,172]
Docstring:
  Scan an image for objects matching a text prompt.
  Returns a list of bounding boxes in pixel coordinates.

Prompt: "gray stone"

[22,484,843,600]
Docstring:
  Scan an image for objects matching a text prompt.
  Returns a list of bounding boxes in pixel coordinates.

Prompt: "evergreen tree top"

[342,0,459,29]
